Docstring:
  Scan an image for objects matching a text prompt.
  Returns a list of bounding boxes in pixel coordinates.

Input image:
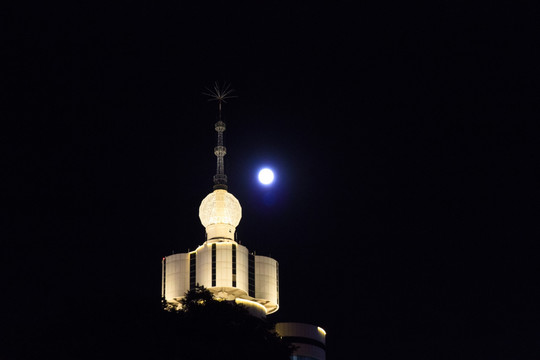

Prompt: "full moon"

[258,168,275,185]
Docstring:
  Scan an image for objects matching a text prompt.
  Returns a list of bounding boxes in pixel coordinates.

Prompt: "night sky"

[5,2,540,359]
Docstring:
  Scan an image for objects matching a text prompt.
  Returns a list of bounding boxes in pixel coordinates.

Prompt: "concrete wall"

[255,255,279,306]
[275,322,326,360]
[163,242,279,314]
[162,253,189,301]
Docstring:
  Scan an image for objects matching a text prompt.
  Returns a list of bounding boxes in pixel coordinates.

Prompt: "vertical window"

[162,257,166,298]
[211,244,216,287]
[248,253,255,297]
[276,261,279,305]
[232,244,237,287]
[189,252,196,289]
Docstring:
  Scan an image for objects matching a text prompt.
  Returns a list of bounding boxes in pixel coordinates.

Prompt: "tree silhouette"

[8,288,292,359]
[159,285,294,360]
[178,283,216,311]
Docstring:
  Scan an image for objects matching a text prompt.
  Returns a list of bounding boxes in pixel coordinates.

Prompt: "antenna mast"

[203,82,236,190]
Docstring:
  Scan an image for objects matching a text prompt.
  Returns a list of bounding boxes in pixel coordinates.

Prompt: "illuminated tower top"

[162,84,278,316]
[199,189,241,242]
[213,119,227,190]
[204,82,236,191]
[200,83,241,242]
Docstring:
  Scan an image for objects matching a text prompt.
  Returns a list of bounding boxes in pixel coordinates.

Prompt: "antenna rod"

[213,118,227,189]
[203,82,236,190]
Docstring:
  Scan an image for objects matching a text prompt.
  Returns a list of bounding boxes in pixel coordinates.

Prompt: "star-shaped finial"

[203,82,237,104]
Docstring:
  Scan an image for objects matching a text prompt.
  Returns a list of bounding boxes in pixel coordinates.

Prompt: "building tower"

[161,84,279,317]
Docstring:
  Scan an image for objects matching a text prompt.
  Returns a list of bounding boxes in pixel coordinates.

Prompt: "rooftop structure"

[161,84,279,316]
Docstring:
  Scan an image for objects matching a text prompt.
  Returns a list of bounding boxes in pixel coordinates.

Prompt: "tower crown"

[199,189,241,241]
[213,119,228,190]
[203,82,235,190]
[162,84,278,317]
[199,189,242,226]
[200,83,240,241]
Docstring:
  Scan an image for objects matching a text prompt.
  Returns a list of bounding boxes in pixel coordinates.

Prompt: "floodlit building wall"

[275,322,326,360]
[162,253,189,301]
[162,242,279,314]
[236,244,249,293]
[215,243,232,287]
[255,255,279,306]
[196,243,212,286]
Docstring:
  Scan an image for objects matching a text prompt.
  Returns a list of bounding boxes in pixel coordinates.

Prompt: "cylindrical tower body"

[162,242,279,315]
[275,322,327,360]
[162,253,189,301]
[254,255,279,311]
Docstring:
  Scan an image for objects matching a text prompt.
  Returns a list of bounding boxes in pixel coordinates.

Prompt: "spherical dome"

[199,189,242,228]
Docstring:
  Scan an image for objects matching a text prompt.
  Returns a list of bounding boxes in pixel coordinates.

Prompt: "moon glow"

[258,168,275,185]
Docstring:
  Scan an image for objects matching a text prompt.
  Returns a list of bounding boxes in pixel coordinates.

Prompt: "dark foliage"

[177,283,216,312]
[6,288,292,360]
[163,285,294,360]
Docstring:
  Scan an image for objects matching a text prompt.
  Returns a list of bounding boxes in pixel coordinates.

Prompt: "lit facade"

[161,91,326,358]
[276,322,327,360]
[161,221,280,315]
[161,98,279,316]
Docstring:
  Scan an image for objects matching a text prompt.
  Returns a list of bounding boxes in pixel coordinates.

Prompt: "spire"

[213,119,227,189]
[203,82,236,190]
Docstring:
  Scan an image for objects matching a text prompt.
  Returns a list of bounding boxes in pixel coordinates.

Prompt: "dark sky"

[5,2,540,359]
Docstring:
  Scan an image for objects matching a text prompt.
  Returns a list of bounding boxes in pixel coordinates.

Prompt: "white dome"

[199,189,242,228]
